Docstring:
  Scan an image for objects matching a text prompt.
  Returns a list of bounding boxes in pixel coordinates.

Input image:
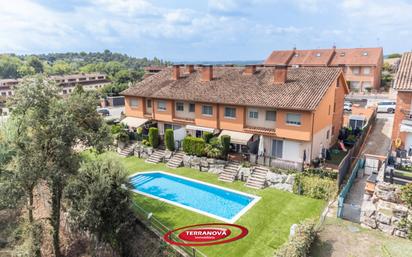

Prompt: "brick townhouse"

[0,73,110,97]
[121,64,348,166]
[265,47,383,92]
[392,52,412,151]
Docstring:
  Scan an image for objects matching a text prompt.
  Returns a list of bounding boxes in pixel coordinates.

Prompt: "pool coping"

[128,171,261,223]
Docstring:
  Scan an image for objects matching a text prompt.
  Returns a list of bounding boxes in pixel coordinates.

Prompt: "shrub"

[116,129,129,143]
[275,219,317,257]
[205,144,222,158]
[182,136,206,156]
[303,168,338,180]
[141,139,150,147]
[221,135,231,157]
[148,127,159,148]
[293,174,337,200]
[202,132,214,143]
[401,183,412,208]
[165,128,175,151]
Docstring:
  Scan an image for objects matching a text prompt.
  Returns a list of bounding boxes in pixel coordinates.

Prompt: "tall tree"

[65,156,135,255]
[6,76,110,256]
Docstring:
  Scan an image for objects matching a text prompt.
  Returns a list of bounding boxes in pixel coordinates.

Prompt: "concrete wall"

[245,107,276,129]
[392,91,412,149]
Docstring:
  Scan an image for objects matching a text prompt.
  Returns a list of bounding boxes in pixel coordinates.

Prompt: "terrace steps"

[246,166,268,189]
[146,149,165,164]
[167,151,185,168]
[218,162,240,182]
[119,144,135,157]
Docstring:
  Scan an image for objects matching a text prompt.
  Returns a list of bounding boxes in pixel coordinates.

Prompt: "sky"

[0,0,411,61]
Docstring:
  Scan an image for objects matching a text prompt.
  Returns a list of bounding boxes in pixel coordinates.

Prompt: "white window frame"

[202,105,213,116]
[157,100,167,111]
[189,103,195,113]
[249,109,258,119]
[286,113,302,126]
[130,98,138,108]
[224,107,236,119]
[352,67,360,75]
[363,67,371,75]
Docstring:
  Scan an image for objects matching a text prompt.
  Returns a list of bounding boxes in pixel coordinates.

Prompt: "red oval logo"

[164,223,248,246]
[178,228,231,242]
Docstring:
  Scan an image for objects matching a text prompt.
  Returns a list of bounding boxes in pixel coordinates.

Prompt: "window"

[363,67,371,75]
[176,101,184,111]
[363,52,368,56]
[224,107,236,118]
[286,113,301,125]
[146,99,152,108]
[340,53,345,57]
[326,130,330,140]
[363,82,372,89]
[352,67,360,75]
[316,53,321,57]
[130,98,138,108]
[271,140,283,158]
[158,100,166,111]
[249,109,258,119]
[202,105,213,116]
[265,110,276,121]
[189,103,195,112]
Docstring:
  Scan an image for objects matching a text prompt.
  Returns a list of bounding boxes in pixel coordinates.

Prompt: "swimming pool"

[129,171,260,223]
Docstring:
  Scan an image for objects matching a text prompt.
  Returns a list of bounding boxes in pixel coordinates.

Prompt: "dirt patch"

[311,217,412,257]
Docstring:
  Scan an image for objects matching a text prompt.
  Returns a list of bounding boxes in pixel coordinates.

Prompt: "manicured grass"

[84,151,325,257]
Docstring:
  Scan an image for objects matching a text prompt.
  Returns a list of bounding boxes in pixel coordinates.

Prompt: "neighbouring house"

[392,52,412,152]
[0,73,111,97]
[143,66,165,79]
[121,64,349,166]
[264,47,383,92]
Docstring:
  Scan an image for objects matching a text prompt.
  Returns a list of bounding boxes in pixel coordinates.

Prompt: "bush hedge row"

[182,137,206,156]
[164,128,175,151]
[293,174,337,200]
[274,219,317,257]
[148,127,159,148]
[303,168,338,180]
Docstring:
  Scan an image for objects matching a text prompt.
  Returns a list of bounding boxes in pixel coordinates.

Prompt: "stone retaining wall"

[360,182,410,238]
[182,154,228,174]
[266,172,295,192]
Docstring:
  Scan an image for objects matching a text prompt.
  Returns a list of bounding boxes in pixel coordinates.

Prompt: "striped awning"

[186,125,216,133]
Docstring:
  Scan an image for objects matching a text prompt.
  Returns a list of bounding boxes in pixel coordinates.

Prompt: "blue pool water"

[130,172,257,222]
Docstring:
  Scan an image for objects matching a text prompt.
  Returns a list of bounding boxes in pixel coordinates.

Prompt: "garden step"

[119,144,135,157]
[218,162,240,182]
[166,151,184,168]
[146,150,165,164]
[245,166,268,189]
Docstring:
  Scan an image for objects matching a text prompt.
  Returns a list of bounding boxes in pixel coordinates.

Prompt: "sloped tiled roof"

[265,47,383,67]
[122,66,342,111]
[394,52,412,91]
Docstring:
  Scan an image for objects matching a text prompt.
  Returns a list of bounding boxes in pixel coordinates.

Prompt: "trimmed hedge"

[165,128,175,151]
[293,174,337,200]
[202,132,214,143]
[221,135,231,157]
[148,127,159,148]
[275,219,317,257]
[182,137,206,156]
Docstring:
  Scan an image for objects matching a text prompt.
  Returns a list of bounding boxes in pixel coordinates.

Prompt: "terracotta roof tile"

[121,66,342,111]
[265,47,383,67]
[394,52,412,91]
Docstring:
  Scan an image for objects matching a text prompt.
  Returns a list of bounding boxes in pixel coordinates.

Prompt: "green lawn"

[85,151,325,257]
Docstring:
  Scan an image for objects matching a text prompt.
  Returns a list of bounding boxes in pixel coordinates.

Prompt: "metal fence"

[132,202,208,257]
[337,110,376,187]
[337,158,365,218]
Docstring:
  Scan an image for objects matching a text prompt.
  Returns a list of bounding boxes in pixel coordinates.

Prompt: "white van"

[377,101,396,113]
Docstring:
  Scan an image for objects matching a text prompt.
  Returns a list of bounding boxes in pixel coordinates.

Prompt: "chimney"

[243,65,256,75]
[172,65,181,80]
[273,65,287,84]
[186,64,195,74]
[201,65,213,81]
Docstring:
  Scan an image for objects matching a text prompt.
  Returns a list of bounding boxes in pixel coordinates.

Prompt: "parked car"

[97,108,110,116]
[377,101,396,113]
